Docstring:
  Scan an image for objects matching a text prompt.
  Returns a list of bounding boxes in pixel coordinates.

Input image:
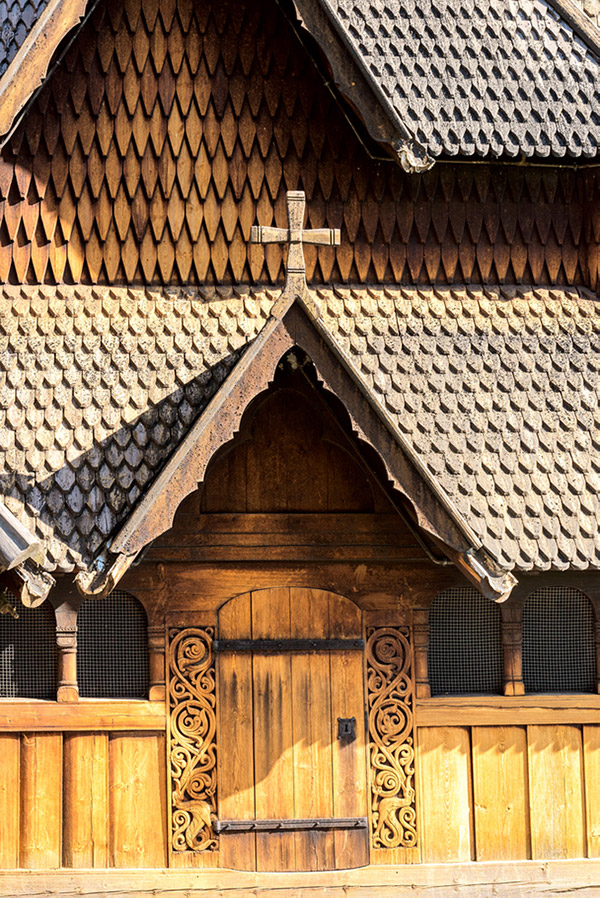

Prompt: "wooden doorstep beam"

[0,701,166,731]
[417,694,600,726]
[3,861,600,895]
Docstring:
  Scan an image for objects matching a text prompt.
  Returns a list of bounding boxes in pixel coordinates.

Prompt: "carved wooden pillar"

[412,608,430,699]
[50,587,82,703]
[501,600,524,696]
[148,623,166,701]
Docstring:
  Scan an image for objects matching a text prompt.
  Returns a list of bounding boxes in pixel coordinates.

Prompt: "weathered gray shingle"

[0,0,50,75]
[324,0,600,157]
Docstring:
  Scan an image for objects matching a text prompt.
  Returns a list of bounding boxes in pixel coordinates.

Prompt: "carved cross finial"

[251,190,340,293]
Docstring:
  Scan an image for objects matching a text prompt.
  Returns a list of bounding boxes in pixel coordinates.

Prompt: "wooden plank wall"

[2,724,600,868]
[0,731,167,868]
[418,724,600,863]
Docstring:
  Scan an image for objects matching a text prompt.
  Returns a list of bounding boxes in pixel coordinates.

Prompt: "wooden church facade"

[0,0,600,892]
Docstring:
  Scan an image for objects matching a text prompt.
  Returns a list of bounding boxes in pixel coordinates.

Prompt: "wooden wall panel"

[583,725,600,858]
[471,726,529,861]
[0,733,20,867]
[418,726,473,863]
[0,0,586,288]
[109,733,167,868]
[528,725,585,860]
[63,733,109,868]
[19,733,62,868]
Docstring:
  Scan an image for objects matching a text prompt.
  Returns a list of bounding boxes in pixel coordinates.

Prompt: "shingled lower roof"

[319,0,600,158]
[0,284,599,574]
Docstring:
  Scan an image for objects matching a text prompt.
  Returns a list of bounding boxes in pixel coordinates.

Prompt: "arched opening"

[77,590,149,699]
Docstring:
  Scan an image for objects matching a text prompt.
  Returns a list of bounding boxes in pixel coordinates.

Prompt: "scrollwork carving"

[366,626,417,849]
[168,627,218,852]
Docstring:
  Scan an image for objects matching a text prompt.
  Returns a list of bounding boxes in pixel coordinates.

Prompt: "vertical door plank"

[0,733,20,867]
[252,587,295,871]
[419,726,473,863]
[584,725,600,858]
[63,733,109,868]
[109,733,167,867]
[218,591,256,871]
[329,593,368,869]
[528,724,585,860]
[20,733,62,868]
[290,588,334,871]
[472,726,529,861]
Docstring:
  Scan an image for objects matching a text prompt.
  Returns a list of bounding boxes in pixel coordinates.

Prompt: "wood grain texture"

[8,860,600,894]
[471,726,530,861]
[20,733,62,868]
[583,725,600,858]
[109,733,167,867]
[419,726,473,863]
[527,725,585,860]
[63,733,109,868]
[328,595,368,870]
[252,588,295,872]
[416,694,600,726]
[290,589,334,871]
[218,592,256,871]
[0,733,20,867]
[0,701,166,732]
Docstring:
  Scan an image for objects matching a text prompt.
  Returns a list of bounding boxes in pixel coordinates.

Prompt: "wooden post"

[500,600,524,696]
[583,589,600,695]
[413,608,430,699]
[148,623,166,701]
[50,585,82,703]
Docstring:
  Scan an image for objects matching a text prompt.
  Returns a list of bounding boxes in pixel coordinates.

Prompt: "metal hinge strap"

[214,638,364,653]
[215,816,368,833]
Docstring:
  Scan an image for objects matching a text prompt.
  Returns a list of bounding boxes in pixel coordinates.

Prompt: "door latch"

[337,717,356,742]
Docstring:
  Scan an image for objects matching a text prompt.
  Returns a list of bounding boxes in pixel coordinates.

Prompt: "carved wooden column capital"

[50,584,82,703]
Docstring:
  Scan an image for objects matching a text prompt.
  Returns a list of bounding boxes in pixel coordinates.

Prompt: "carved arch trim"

[110,298,475,560]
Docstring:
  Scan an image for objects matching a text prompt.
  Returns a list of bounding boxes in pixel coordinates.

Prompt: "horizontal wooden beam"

[417,694,600,726]
[3,860,600,895]
[0,701,166,731]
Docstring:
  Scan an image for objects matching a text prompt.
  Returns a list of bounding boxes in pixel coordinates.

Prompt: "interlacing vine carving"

[366,626,417,849]
[168,627,218,852]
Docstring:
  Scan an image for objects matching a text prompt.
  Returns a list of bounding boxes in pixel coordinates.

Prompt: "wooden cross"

[251,191,340,291]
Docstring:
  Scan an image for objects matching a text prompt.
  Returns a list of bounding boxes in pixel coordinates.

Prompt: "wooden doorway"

[217,587,369,872]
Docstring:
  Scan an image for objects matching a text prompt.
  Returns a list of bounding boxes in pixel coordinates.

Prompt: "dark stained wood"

[0,0,587,287]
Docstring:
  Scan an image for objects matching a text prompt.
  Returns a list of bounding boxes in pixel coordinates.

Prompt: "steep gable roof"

[1,283,600,585]
[311,0,600,159]
[0,0,598,164]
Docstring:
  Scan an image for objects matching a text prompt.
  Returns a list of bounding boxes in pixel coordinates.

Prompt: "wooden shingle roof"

[1,284,599,577]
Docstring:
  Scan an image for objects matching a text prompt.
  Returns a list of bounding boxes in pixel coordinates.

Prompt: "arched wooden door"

[217,587,368,872]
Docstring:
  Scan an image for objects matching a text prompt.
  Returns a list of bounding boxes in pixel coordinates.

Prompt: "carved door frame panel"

[165,601,418,869]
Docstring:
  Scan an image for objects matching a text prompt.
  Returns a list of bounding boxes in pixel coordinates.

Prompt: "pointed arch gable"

[77,296,516,603]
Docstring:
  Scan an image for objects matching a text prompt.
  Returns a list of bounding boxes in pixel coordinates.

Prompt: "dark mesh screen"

[523,587,595,693]
[428,587,503,696]
[0,590,57,699]
[77,591,149,699]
